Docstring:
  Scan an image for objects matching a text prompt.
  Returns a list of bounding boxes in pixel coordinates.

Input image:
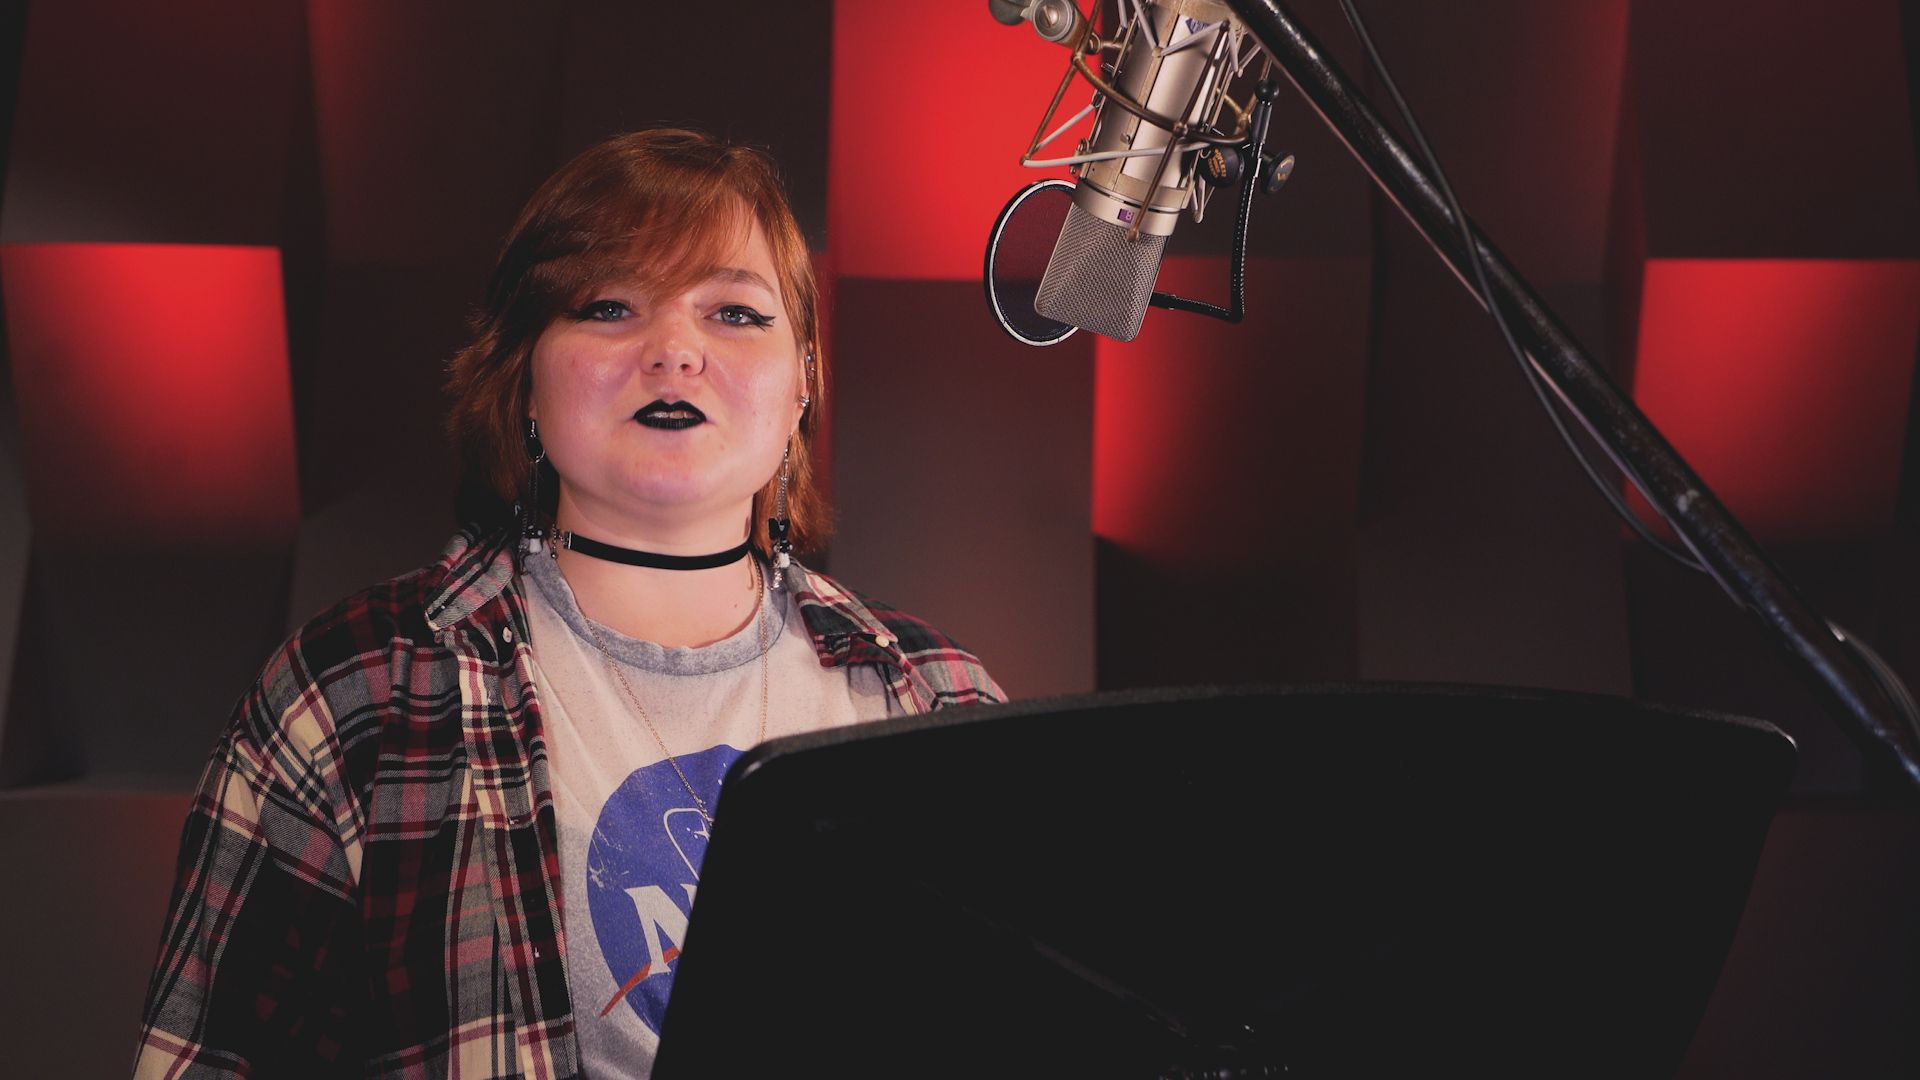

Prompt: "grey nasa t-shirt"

[521,554,896,1079]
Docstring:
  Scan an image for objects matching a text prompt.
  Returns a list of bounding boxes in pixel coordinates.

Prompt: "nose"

[641,312,705,376]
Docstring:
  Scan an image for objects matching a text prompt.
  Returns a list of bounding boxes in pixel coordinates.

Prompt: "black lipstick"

[634,399,706,430]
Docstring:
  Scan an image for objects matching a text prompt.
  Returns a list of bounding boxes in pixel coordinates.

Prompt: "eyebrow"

[705,266,778,294]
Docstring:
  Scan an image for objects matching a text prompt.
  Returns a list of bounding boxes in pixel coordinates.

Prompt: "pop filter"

[983,179,1078,347]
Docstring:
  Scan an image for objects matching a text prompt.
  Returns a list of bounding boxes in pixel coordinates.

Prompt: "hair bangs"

[565,194,757,317]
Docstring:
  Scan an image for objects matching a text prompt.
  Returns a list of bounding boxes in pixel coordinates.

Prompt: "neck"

[552,547,762,649]
[547,495,763,649]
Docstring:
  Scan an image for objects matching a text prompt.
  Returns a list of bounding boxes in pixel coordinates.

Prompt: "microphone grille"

[1034,202,1166,343]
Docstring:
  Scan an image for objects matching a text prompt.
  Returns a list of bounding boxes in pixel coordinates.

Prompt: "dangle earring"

[768,443,794,590]
[521,419,546,556]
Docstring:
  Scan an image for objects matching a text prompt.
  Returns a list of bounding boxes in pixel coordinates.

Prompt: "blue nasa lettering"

[585,744,742,1029]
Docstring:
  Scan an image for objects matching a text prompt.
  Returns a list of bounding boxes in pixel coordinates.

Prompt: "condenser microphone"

[1029,0,1239,341]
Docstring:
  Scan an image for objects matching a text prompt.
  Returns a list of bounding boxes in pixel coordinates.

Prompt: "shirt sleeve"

[910,643,1007,711]
[133,669,365,1078]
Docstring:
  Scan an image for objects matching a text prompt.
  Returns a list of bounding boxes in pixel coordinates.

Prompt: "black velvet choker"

[551,529,753,570]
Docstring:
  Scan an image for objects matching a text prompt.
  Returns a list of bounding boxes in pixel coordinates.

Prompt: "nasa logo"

[584,745,742,1028]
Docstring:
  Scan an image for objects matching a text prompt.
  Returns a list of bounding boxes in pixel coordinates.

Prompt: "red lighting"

[829,0,1084,280]
[2,243,300,545]
[1092,261,1248,552]
[1630,258,1920,542]
[1093,256,1370,557]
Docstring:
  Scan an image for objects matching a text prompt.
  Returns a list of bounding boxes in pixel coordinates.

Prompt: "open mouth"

[634,400,707,430]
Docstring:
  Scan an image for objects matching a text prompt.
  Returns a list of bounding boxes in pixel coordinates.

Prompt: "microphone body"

[1034,0,1234,341]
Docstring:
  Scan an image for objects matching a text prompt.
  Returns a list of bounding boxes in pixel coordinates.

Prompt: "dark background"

[0,0,1914,1075]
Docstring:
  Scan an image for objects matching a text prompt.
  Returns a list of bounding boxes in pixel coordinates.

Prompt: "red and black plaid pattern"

[135,525,1002,1078]
[791,573,1007,712]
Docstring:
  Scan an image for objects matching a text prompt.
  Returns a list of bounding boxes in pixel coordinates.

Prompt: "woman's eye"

[575,299,630,322]
[715,305,776,329]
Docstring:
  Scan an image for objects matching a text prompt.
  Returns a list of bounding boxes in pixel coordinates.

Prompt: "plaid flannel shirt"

[134,524,1003,1078]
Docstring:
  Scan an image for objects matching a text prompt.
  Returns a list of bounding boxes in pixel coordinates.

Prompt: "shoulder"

[275,560,442,688]
[272,528,497,680]
[790,563,1006,708]
[241,525,517,762]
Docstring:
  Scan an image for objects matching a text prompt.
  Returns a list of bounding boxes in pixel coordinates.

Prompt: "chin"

[618,477,756,516]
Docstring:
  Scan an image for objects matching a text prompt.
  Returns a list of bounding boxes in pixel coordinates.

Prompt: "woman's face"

[529,220,804,541]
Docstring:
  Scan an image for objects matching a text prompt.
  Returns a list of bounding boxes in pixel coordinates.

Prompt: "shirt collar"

[423,524,519,633]
[785,561,907,668]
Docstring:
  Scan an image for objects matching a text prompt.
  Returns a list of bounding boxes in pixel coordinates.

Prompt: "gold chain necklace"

[579,555,771,828]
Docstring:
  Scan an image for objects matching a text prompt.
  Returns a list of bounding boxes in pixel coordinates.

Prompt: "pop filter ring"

[984,178,1081,347]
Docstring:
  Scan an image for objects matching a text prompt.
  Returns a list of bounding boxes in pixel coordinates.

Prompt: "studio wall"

[0,1,1913,1076]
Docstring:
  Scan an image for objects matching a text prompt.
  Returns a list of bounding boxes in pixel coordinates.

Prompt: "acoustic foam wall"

[1096,255,1374,687]
[0,789,196,1079]
[828,278,1096,700]
[1611,0,1920,794]
[0,0,305,246]
[1625,0,1917,261]
[827,0,1080,280]
[0,243,299,781]
[826,0,1097,696]
[1349,0,1636,694]
[0,0,1908,1074]
[1631,259,1920,544]
[2,245,299,544]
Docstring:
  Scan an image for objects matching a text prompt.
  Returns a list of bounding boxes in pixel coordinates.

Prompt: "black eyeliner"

[723,306,776,328]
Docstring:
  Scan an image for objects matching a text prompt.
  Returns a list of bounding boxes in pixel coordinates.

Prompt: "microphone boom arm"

[1223,0,1920,791]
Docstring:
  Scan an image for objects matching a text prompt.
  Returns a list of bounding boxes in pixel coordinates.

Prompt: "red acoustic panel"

[1094,256,1371,555]
[2,243,300,544]
[1093,255,1372,685]
[1630,258,1920,543]
[829,0,1081,279]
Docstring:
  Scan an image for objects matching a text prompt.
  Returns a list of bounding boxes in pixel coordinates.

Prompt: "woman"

[134,129,1002,1079]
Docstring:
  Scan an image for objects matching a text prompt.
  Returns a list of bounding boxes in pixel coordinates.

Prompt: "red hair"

[447,128,827,553]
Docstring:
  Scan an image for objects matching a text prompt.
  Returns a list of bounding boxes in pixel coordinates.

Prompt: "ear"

[792,351,813,433]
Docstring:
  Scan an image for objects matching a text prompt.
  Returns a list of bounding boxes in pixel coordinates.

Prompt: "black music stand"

[652,684,1795,1079]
